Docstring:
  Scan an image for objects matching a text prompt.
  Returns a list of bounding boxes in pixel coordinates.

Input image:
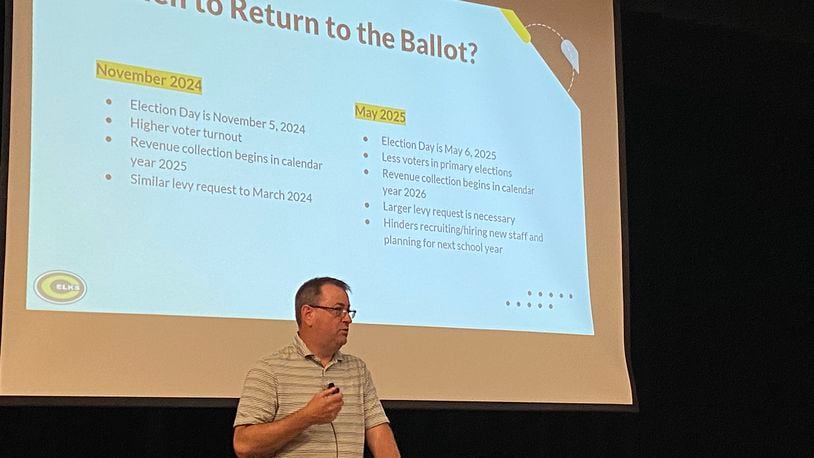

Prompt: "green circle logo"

[34,271,86,304]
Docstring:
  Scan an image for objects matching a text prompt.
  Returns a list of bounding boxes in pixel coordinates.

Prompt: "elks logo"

[34,271,86,304]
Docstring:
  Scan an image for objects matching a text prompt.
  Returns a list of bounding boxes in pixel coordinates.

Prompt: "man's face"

[310,283,353,351]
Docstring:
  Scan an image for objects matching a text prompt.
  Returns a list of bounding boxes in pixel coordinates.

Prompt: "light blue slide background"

[27,0,593,334]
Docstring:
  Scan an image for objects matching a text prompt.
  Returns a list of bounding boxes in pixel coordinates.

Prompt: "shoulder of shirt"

[252,342,302,367]
[249,345,368,372]
[338,351,367,368]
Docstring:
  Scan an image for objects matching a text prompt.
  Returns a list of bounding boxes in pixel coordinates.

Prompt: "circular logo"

[34,271,87,304]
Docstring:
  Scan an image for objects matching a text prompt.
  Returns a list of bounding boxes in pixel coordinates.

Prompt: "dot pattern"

[505,289,576,311]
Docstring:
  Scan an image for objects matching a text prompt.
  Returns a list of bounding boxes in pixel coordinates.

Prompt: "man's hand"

[302,386,343,425]
[233,386,345,457]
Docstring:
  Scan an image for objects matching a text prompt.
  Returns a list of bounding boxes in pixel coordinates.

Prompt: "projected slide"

[27,0,593,335]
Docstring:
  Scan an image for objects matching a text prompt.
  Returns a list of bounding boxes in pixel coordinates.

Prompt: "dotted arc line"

[524,23,577,93]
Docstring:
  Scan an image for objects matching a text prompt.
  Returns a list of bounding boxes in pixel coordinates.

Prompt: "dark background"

[1,1,811,456]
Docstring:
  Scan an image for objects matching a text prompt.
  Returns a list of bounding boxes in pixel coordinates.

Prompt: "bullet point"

[363,169,368,175]
[364,219,370,225]
[105,136,112,142]
[363,152,368,158]
[105,117,112,124]
[105,98,112,105]
[364,202,369,208]
[105,173,112,181]
[363,136,368,142]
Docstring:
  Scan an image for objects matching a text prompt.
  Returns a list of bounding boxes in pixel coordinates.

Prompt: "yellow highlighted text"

[95,60,202,95]
[355,102,406,126]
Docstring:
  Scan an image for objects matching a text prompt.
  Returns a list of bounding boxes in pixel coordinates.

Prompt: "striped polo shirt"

[234,334,389,457]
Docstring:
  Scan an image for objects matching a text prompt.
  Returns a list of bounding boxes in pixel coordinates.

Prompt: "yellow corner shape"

[500,9,531,43]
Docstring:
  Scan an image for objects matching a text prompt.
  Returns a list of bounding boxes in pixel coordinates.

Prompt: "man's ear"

[300,305,313,327]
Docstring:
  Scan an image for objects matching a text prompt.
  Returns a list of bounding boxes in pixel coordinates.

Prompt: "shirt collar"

[294,333,344,363]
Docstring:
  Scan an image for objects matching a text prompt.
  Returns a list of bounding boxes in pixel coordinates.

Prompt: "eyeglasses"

[308,305,356,319]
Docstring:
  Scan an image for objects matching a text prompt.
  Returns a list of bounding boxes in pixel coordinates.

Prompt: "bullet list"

[363,136,369,226]
[105,99,111,184]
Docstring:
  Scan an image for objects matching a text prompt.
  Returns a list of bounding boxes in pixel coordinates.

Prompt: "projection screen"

[1,0,634,408]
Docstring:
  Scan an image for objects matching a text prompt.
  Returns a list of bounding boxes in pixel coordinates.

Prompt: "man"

[233,277,400,457]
